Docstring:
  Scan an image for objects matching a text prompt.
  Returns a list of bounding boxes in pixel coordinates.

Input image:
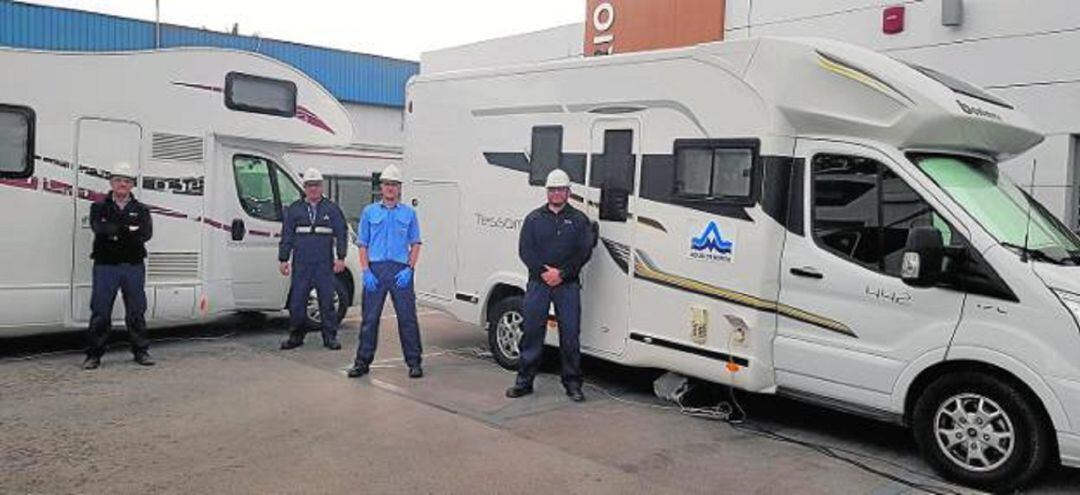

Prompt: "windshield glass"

[914,155,1080,263]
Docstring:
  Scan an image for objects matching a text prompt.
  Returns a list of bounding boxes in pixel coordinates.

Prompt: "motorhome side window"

[812,154,953,277]
[593,129,635,222]
[529,126,562,185]
[673,141,754,202]
[0,105,34,179]
[233,155,297,222]
[225,72,298,118]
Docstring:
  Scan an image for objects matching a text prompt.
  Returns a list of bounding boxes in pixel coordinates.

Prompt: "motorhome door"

[72,118,143,322]
[775,139,964,403]
[224,148,298,309]
[577,119,639,356]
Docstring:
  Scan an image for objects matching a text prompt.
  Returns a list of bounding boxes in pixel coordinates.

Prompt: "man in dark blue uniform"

[347,164,424,379]
[506,169,594,402]
[278,168,349,351]
[83,162,154,370]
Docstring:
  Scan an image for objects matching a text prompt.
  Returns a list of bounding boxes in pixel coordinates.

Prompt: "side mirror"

[231,218,246,241]
[599,187,629,222]
[901,226,944,287]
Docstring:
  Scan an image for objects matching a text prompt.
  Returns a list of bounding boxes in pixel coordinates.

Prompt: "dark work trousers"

[287,261,339,343]
[86,262,149,357]
[354,261,422,368]
[515,280,582,389]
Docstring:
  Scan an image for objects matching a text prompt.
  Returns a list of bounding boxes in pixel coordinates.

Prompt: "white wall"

[421,23,584,73]
[346,103,404,149]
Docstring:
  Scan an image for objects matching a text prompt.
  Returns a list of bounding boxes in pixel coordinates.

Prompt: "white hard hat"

[111,162,136,179]
[380,164,403,184]
[545,169,571,189]
[301,168,324,184]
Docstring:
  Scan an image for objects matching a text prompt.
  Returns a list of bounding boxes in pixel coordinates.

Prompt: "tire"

[487,296,524,371]
[912,371,1052,492]
[303,276,351,330]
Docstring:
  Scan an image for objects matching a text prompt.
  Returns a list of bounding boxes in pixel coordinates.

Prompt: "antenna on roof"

[1021,159,1038,262]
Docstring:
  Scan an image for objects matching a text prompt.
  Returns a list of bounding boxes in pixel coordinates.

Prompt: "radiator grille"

[147,252,200,280]
[151,133,204,162]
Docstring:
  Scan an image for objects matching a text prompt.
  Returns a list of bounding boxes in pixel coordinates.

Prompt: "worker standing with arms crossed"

[506,169,594,402]
[348,164,424,379]
[83,162,154,370]
[279,168,349,351]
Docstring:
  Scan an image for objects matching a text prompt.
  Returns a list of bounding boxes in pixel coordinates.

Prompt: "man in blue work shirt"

[347,164,424,379]
[278,168,349,351]
[506,169,594,402]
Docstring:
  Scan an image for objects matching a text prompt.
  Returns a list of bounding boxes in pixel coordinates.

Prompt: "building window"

[673,140,755,203]
[529,126,563,186]
[225,72,297,118]
[812,153,952,277]
[327,176,376,227]
[0,105,34,179]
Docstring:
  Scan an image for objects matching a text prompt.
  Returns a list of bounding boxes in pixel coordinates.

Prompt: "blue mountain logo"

[691,221,734,254]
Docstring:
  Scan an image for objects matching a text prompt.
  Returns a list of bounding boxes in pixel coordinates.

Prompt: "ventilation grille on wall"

[147,252,200,280]
[151,133,204,162]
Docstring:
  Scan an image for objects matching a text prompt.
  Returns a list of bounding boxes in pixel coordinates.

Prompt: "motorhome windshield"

[914,155,1080,264]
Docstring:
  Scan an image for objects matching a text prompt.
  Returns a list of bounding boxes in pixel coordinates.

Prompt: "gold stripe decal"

[602,239,855,338]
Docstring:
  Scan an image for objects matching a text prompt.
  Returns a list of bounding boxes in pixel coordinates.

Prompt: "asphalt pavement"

[2,308,1078,494]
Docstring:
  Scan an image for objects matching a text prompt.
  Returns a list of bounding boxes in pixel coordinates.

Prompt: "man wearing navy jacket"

[278,168,349,351]
[506,169,594,402]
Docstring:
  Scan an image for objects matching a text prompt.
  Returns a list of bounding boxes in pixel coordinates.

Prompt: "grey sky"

[25,0,585,61]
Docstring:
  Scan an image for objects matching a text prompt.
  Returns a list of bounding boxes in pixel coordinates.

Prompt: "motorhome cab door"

[578,119,639,356]
[72,118,143,322]
[775,139,964,406]
[224,146,299,309]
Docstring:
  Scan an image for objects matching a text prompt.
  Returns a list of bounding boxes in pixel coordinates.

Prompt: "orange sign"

[584,0,726,57]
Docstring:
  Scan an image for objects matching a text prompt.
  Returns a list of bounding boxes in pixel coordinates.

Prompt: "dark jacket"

[519,204,594,284]
[278,197,349,265]
[90,193,153,265]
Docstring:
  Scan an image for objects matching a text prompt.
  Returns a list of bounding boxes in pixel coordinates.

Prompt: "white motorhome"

[0,48,364,336]
[405,37,1080,490]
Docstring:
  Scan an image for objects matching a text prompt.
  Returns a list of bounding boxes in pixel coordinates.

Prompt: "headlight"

[1053,289,1080,328]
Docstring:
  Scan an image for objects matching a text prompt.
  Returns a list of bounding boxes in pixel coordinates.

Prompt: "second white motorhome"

[405,37,1080,490]
[0,47,364,335]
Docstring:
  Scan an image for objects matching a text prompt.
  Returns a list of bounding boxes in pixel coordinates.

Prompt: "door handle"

[231,218,246,241]
[790,267,824,279]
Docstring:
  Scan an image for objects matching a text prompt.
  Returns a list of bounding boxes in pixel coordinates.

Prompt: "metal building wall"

[0,0,417,107]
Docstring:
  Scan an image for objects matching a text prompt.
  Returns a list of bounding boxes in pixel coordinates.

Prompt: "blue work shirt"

[357,201,422,264]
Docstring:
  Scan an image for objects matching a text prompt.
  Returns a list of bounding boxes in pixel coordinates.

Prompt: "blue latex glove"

[395,267,413,289]
[363,270,379,292]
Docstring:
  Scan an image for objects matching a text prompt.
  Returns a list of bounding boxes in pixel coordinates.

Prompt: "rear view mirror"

[599,187,629,222]
[902,226,944,287]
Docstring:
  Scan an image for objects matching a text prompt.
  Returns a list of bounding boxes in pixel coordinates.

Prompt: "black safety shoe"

[565,386,585,402]
[323,339,342,351]
[346,365,369,378]
[83,356,101,370]
[505,385,534,398]
[408,367,423,379]
[280,339,304,350]
[134,353,156,366]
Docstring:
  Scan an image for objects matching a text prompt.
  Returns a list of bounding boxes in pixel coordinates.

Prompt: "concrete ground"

[1,308,1078,494]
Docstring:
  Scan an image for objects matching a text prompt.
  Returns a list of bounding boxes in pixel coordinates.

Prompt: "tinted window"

[226,72,297,117]
[328,176,375,227]
[812,154,952,277]
[673,141,755,202]
[233,155,280,221]
[594,129,635,222]
[530,126,562,185]
[0,106,33,178]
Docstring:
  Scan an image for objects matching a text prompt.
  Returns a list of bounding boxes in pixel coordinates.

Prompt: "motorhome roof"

[413,36,1043,161]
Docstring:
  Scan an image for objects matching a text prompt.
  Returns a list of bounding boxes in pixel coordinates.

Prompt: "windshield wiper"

[1001,242,1067,265]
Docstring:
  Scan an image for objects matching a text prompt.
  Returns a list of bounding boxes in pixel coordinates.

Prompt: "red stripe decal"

[296,105,336,135]
[0,177,39,190]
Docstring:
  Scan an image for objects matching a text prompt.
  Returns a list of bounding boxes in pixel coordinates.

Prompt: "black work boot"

[505,384,534,398]
[346,365,369,378]
[408,367,423,379]
[565,385,585,402]
[83,355,101,370]
[280,335,305,350]
[133,352,156,366]
[323,337,342,351]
